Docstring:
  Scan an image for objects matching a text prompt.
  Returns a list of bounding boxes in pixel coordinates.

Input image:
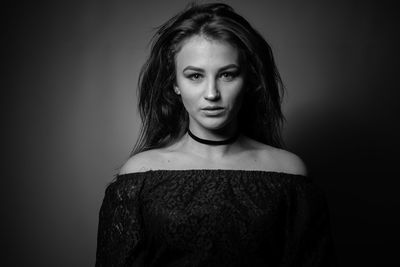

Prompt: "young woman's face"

[174,35,245,133]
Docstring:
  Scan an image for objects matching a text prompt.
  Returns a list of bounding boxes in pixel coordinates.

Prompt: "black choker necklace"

[187,129,239,145]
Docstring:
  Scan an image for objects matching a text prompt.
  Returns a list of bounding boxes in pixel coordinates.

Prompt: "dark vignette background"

[3,0,399,266]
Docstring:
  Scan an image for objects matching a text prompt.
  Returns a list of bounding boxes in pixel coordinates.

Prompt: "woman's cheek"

[180,94,197,117]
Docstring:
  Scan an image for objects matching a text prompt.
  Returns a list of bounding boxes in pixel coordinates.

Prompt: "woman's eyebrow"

[183,66,204,72]
[183,64,239,72]
[218,64,239,71]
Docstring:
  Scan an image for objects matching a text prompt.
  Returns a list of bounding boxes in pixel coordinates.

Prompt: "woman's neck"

[182,124,241,158]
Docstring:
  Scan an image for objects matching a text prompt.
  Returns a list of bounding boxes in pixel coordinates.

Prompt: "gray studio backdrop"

[5,0,399,266]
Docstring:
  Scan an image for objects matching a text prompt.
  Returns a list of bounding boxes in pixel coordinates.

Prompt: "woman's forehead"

[175,35,239,70]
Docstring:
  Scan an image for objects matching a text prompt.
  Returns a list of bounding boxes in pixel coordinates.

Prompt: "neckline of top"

[117,169,308,178]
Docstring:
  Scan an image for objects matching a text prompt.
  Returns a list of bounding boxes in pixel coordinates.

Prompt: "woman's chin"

[194,117,233,131]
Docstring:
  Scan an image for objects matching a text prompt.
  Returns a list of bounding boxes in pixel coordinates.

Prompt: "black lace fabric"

[95,170,336,266]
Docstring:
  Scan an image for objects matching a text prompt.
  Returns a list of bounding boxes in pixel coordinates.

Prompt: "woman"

[96,3,336,266]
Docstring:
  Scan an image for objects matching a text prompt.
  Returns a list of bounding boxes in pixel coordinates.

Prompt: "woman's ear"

[174,85,181,95]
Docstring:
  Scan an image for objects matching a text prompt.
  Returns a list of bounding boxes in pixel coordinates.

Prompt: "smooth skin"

[120,35,307,176]
[174,35,244,139]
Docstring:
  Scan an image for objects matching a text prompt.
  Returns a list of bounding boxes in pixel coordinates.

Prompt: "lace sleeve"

[282,179,337,266]
[95,175,144,266]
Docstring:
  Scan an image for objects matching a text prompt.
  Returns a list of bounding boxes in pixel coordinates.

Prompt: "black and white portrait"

[4,0,399,266]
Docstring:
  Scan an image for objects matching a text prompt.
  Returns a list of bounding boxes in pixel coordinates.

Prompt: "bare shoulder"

[244,137,308,176]
[269,147,308,176]
[119,149,165,175]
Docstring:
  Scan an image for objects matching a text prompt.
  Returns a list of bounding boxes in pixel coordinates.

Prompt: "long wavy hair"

[131,2,286,156]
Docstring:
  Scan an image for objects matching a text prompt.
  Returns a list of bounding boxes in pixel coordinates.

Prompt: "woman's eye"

[220,72,236,81]
[188,73,203,81]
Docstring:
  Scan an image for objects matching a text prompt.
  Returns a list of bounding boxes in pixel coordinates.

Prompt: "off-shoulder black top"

[95,170,336,266]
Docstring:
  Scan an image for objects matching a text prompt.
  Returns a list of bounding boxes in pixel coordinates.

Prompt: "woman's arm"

[95,176,144,266]
[282,178,337,266]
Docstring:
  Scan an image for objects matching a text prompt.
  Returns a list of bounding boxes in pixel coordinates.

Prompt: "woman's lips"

[201,107,225,116]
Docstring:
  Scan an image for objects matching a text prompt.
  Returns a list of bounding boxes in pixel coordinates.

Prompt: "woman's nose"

[204,78,220,101]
